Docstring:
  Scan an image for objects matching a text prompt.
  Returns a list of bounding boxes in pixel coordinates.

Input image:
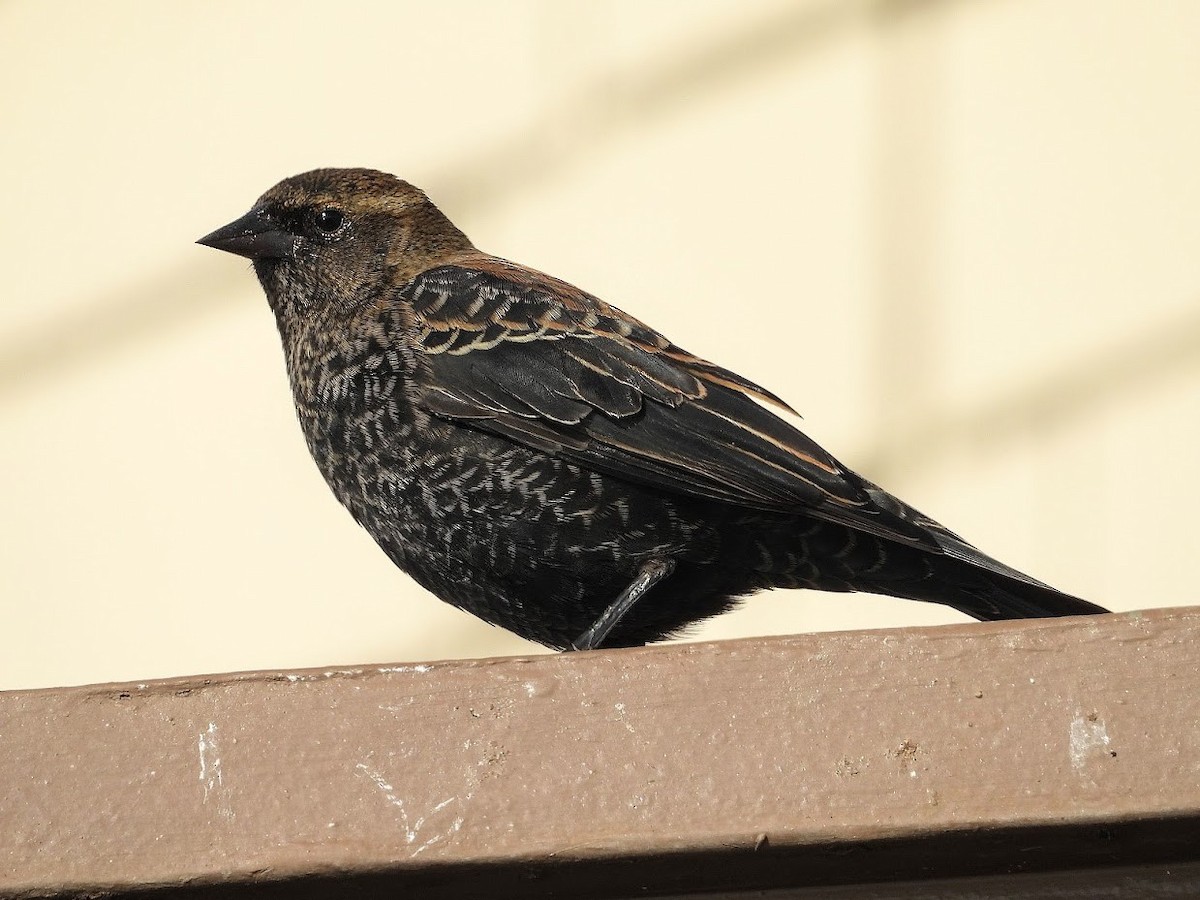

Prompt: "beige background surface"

[2,1,1197,690]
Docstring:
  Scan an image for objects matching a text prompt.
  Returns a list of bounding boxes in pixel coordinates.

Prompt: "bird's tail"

[842,481,1110,621]
[907,553,1109,621]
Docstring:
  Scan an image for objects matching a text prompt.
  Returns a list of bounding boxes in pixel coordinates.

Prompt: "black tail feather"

[924,557,1108,621]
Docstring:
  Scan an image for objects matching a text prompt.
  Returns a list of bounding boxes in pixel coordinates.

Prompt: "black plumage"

[198,168,1107,651]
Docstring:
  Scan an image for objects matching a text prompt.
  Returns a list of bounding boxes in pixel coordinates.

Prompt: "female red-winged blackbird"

[199,168,1107,651]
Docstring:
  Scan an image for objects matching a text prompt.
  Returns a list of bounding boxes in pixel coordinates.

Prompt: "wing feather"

[402,258,941,551]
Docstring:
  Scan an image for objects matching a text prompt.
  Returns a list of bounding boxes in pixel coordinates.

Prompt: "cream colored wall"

[2,1,1197,689]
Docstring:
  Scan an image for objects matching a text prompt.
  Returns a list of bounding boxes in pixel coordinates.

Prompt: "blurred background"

[2,1,1197,689]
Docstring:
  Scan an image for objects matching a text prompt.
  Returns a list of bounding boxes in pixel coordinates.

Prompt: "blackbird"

[199,168,1107,650]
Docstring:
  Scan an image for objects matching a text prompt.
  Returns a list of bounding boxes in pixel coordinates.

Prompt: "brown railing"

[2,607,1198,898]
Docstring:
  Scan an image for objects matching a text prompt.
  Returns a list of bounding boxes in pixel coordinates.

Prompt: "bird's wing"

[404,257,941,550]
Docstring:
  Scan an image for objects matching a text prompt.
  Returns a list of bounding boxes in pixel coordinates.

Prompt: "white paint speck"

[356,764,419,843]
[282,668,371,682]
[1069,711,1112,771]
[376,664,432,675]
[356,762,462,854]
[198,723,220,797]
[198,722,233,819]
[412,815,464,857]
[378,702,414,713]
[613,702,636,734]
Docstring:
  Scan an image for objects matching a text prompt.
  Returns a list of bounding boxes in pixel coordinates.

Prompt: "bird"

[198,168,1108,651]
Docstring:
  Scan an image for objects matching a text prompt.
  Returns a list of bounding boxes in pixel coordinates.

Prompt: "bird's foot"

[570,558,676,651]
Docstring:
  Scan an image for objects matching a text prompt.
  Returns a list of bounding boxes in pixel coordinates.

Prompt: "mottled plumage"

[198,168,1107,650]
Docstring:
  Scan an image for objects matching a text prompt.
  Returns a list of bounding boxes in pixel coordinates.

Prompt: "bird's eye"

[313,208,346,234]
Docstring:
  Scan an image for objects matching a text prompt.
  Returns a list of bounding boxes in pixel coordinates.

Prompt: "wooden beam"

[3,607,1199,898]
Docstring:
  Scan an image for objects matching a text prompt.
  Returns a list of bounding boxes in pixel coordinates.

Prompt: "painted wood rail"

[2,606,1198,898]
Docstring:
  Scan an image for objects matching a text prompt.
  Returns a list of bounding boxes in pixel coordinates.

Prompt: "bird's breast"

[281,328,420,477]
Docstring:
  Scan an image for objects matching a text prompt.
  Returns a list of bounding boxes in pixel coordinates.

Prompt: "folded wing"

[405,257,943,551]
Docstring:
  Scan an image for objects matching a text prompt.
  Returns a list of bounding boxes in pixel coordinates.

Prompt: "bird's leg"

[571,558,676,651]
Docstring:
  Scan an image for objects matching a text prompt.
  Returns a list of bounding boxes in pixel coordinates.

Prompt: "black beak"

[197,208,297,260]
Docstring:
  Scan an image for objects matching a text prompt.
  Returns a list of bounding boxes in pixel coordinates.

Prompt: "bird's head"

[198,168,473,323]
